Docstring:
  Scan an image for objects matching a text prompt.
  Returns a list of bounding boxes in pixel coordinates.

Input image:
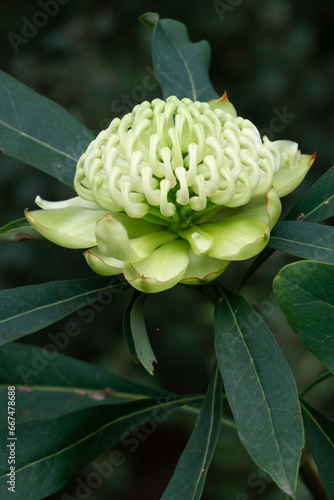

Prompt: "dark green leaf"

[0,395,201,500]
[130,293,156,375]
[145,14,219,101]
[161,363,222,500]
[212,283,303,497]
[286,165,334,223]
[274,261,334,373]
[0,343,172,427]
[268,221,334,263]
[0,70,94,187]
[0,389,128,429]
[123,289,142,364]
[124,289,157,375]
[0,218,43,242]
[0,276,128,345]
[301,400,334,499]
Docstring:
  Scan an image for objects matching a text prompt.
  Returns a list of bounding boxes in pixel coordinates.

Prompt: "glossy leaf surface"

[301,400,334,499]
[269,221,334,263]
[161,363,222,500]
[274,261,334,373]
[142,13,219,101]
[0,277,128,345]
[213,284,303,496]
[0,396,200,500]
[0,70,94,187]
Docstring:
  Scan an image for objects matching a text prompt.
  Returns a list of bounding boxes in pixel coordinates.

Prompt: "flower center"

[74,96,281,229]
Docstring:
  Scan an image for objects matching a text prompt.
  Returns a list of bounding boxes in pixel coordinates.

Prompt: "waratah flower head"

[26,94,315,292]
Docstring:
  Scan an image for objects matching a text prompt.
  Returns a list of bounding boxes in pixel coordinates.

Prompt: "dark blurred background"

[1,1,334,498]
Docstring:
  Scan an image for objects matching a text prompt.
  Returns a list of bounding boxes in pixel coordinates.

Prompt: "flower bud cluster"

[75,97,281,225]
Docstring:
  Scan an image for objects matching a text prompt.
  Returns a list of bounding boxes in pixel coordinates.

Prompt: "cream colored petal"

[214,188,282,230]
[35,196,101,210]
[178,226,214,256]
[25,207,107,248]
[273,140,316,197]
[124,240,189,293]
[84,247,124,276]
[203,219,270,260]
[208,92,237,118]
[95,214,140,261]
[180,249,229,285]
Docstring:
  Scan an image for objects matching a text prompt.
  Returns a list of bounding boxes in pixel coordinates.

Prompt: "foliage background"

[0,0,333,498]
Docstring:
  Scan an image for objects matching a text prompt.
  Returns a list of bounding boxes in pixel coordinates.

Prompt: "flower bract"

[26,94,315,292]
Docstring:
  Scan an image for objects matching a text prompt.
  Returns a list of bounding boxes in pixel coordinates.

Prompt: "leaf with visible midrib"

[0,70,94,187]
[0,343,173,428]
[0,276,128,345]
[274,261,334,373]
[286,165,334,223]
[0,396,201,500]
[268,221,334,263]
[212,283,304,497]
[161,363,222,499]
[142,13,219,101]
[301,400,334,499]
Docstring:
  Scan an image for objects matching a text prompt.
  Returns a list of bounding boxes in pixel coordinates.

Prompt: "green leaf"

[0,276,129,345]
[0,70,94,188]
[212,283,303,497]
[129,291,157,375]
[301,400,334,499]
[123,289,142,364]
[0,218,43,242]
[161,363,222,500]
[268,221,334,263]
[0,343,172,427]
[274,261,334,373]
[144,13,219,101]
[286,165,334,223]
[0,395,201,500]
[124,290,158,375]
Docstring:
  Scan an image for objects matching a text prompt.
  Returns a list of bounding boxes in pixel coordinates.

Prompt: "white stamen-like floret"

[74,96,281,223]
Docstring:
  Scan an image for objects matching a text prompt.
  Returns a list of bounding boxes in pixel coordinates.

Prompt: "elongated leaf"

[301,400,334,499]
[123,289,142,364]
[0,218,43,241]
[268,221,334,263]
[0,389,129,429]
[0,343,172,427]
[142,13,219,101]
[161,363,222,500]
[0,395,201,500]
[274,261,334,373]
[212,283,303,497]
[287,165,334,223]
[0,276,128,345]
[0,70,94,187]
[130,292,157,375]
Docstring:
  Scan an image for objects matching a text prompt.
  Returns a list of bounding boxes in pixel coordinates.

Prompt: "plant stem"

[299,371,333,397]
[299,449,328,500]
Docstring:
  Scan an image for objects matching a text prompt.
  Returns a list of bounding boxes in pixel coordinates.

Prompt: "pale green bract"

[26,94,315,292]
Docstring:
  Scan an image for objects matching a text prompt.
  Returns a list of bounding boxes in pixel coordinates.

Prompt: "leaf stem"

[236,247,275,293]
[299,371,333,397]
[299,449,328,500]
[0,384,237,430]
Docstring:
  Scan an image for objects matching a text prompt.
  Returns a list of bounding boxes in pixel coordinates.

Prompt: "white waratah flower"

[26,94,315,292]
